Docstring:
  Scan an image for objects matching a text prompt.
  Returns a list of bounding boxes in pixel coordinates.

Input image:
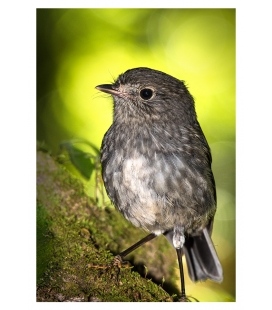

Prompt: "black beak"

[95,84,119,96]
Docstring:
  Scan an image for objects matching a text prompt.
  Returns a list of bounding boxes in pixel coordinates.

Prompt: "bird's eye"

[139,88,154,100]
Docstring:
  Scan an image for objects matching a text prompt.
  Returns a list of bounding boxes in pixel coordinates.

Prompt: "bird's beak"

[95,84,119,96]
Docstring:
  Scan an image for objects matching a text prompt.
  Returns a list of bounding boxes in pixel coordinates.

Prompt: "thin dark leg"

[88,233,158,282]
[176,248,186,300]
[119,233,157,258]
[110,233,157,280]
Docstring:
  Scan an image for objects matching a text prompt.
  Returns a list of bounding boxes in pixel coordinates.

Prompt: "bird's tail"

[183,227,223,282]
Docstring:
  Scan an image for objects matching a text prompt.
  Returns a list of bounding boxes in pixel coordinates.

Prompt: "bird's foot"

[179,295,199,302]
[86,255,130,283]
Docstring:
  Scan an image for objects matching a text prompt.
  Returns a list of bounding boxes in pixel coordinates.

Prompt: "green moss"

[36,149,175,302]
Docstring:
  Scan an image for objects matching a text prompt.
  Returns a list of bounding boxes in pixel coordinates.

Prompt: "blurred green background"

[37,8,235,302]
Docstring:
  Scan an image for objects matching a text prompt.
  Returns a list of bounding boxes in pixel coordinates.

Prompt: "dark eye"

[140,88,154,100]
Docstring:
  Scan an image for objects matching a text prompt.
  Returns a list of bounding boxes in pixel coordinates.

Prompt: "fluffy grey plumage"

[96,67,223,286]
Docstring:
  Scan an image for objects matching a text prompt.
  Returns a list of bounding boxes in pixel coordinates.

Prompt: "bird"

[95,67,223,301]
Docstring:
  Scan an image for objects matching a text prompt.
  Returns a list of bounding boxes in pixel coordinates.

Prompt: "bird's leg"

[173,225,190,302]
[119,232,157,258]
[88,233,157,281]
[111,233,158,281]
[176,248,188,301]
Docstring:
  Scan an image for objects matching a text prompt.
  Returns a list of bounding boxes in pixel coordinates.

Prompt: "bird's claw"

[86,255,130,283]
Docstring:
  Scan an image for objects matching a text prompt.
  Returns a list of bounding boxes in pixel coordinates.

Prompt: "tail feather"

[183,227,223,282]
[164,223,223,283]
